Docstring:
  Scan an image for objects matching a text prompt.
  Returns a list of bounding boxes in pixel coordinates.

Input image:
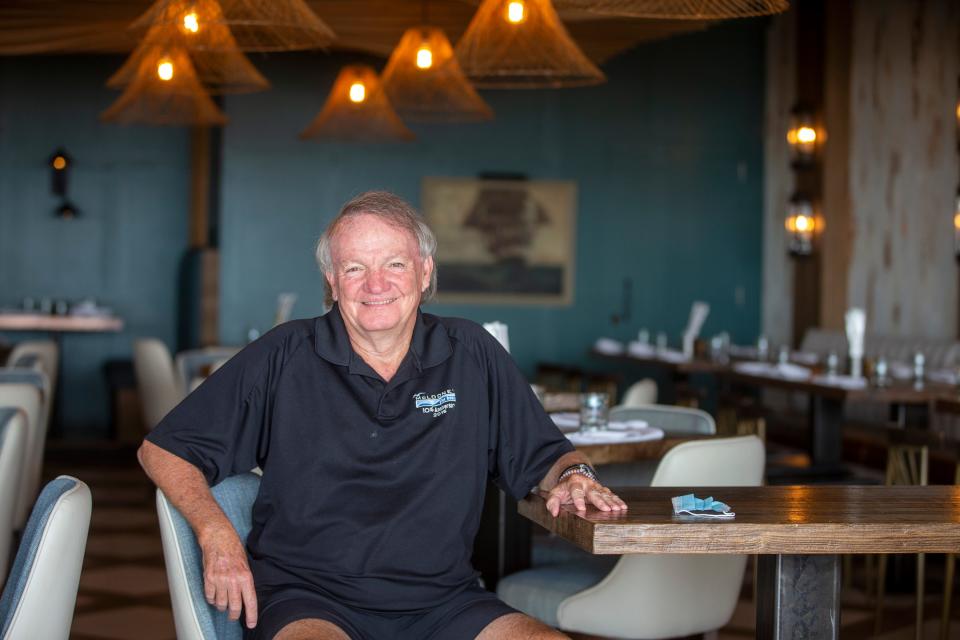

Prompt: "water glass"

[826,351,839,377]
[579,392,610,433]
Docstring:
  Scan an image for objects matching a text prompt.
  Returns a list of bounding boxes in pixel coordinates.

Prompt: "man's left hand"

[545,475,627,517]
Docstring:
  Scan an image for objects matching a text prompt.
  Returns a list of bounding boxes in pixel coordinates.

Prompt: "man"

[139,191,626,640]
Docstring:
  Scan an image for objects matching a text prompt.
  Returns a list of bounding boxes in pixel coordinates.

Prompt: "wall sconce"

[785,194,820,256]
[954,189,960,261]
[48,147,80,219]
[786,105,823,166]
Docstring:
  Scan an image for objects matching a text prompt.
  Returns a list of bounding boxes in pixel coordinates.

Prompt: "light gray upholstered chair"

[500,436,764,639]
[0,409,27,582]
[5,341,58,401]
[598,404,716,489]
[157,472,260,640]
[175,347,239,395]
[620,379,658,407]
[0,475,91,640]
[0,372,48,530]
[133,338,183,430]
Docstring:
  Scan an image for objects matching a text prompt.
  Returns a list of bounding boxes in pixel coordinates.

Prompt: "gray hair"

[316,191,438,307]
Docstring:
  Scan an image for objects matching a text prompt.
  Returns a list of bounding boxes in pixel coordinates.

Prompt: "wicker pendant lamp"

[108,22,269,94]
[454,0,605,89]
[132,0,335,52]
[101,45,227,126]
[300,65,414,143]
[381,26,493,123]
[555,0,789,19]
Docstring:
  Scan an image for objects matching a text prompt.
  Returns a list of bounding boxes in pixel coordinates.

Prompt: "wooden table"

[520,485,960,639]
[725,369,954,477]
[0,313,124,332]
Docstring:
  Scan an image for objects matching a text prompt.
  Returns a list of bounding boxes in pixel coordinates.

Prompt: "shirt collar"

[313,305,453,372]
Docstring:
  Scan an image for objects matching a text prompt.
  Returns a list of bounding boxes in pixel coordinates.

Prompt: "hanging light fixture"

[300,65,414,143]
[554,0,789,19]
[101,45,227,126]
[381,26,493,123]
[454,0,606,89]
[108,21,269,94]
[784,194,821,257]
[131,0,335,52]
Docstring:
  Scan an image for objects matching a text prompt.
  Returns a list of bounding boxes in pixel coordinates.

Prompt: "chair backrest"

[174,347,240,397]
[0,475,91,640]
[557,436,764,639]
[620,379,657,407]
[0,375,47,530]
[0,409,26,582]
[133,338,182,430]
[157,473,261,640]
[609,404,715,435]
[6,341,58,399]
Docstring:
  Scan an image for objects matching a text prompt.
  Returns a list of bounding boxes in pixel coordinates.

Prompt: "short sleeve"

[145,331,289,486]
[481,335,575,500]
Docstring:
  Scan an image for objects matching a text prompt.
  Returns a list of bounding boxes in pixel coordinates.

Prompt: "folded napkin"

[594,337,625,355]
[672,494,735,518]
[627,341,655,358]
[889,362,913,380]
[929,369,959,385]
[607,419,650,431]
[657,349,689,363]
[774,362,812,380]
[812,374,867,389]
[566,427,664,446]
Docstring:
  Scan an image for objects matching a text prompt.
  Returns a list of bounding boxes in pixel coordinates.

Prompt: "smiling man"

[138,191,625,640]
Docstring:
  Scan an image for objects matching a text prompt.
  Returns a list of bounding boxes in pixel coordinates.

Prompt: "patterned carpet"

[40,441,960,640]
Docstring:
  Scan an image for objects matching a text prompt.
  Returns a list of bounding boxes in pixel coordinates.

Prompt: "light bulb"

[157,58,175,81]
[954,211,960,231]
[52,156,67,170]
[796,126,817,144]
[349,81,366,103]
[183,11,200,33]
[795,214,811,232]
[506,1,525,24]
[416,46,433,70]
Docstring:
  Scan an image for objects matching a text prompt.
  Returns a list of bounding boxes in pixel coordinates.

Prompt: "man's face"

[326,214,433,340]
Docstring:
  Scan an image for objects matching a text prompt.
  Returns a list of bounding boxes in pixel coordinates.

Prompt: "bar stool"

[875,435,928,639]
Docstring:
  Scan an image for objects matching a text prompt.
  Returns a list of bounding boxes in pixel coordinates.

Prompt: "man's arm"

[540,450,627,517]
[138,441,258,629]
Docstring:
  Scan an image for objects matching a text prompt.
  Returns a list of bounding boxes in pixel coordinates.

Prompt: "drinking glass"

[579,392,610,433]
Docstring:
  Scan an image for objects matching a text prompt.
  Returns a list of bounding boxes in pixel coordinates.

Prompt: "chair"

[5,341,58,400]
[133,338,183,430]
[0,372,47,530]
[157,472,260,640]
[0,409,26,582]
[499,436,764,639]
[0,475,91,640]
[175,347,239,395]
[620,379,657,407]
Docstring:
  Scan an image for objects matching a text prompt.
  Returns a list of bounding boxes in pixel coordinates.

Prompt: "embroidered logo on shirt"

[413,389,457,417]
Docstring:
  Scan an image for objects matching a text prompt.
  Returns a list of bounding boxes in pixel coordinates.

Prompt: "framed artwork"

[421,176,576,305]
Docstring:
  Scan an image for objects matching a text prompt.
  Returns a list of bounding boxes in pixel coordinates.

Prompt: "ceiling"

[0,1,710,64]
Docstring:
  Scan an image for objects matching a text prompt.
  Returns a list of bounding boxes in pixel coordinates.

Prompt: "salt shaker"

[757,335,769,361]
[826,351,839,377]
[875,356,889,387]
[913,351,925,388]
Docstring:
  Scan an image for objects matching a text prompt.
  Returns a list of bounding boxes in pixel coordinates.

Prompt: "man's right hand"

[199,526,258,629]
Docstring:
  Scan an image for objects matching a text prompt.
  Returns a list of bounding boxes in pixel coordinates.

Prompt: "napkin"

[594,337,625,355]
[628,341,655,357]
[550,413,580,429]
[658,349,689,363]
[607,419,650,431]
[812,374,867,390]
[774,362,813,380]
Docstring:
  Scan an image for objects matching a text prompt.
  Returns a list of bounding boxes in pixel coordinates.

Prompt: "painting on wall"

[421,176,576,305]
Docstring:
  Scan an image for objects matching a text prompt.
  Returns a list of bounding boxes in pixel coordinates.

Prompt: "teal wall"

[220,21,765,377]
[1,20,764,436]
[0,56,190,437]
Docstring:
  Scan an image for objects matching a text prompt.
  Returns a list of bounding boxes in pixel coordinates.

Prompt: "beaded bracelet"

[557,462,599,484]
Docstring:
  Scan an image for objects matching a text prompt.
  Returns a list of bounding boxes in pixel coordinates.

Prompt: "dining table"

[520,484,960,639]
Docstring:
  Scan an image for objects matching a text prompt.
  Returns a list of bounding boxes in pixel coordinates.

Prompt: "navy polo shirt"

[146,306,574,612]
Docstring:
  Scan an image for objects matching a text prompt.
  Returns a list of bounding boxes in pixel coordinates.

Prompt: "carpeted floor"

[41,440,960,640]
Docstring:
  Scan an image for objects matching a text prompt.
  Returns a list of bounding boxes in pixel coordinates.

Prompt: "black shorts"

[246,583,518,640]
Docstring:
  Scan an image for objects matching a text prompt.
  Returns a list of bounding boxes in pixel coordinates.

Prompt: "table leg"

[757,554,841,640]
[472,482,530,591]
[810,395,843,470]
